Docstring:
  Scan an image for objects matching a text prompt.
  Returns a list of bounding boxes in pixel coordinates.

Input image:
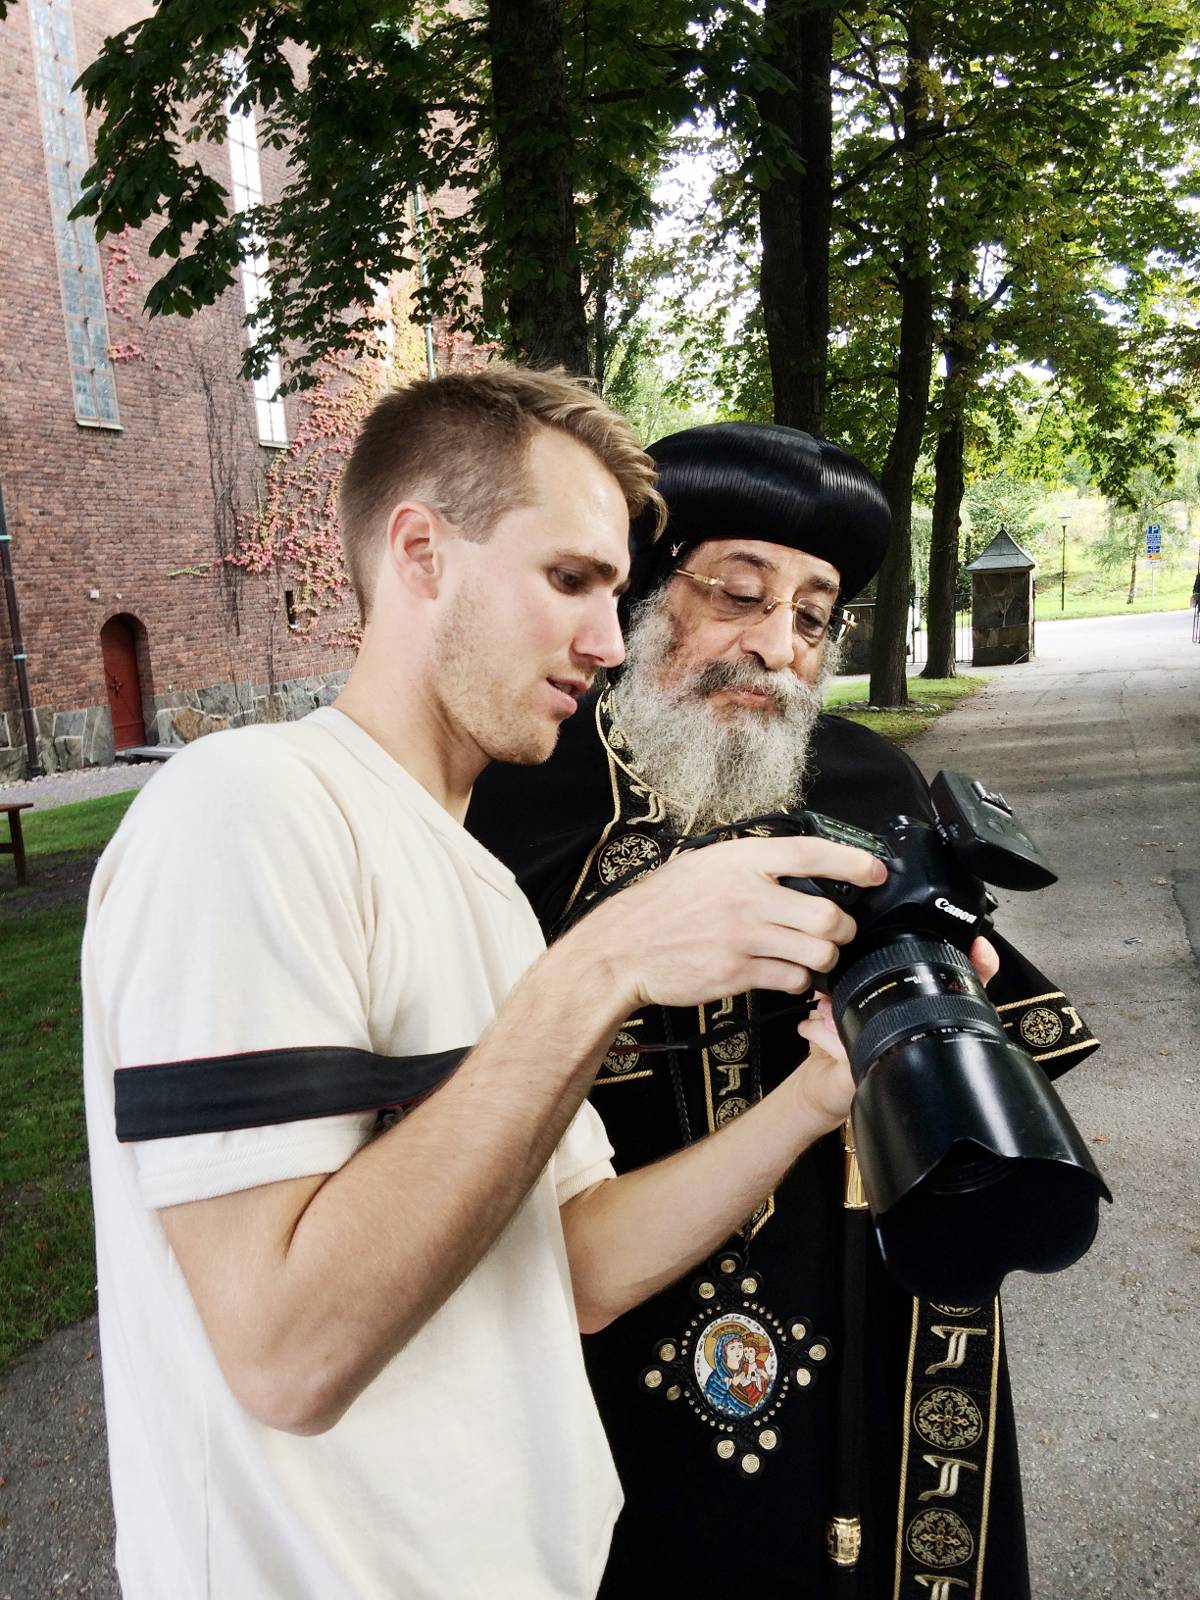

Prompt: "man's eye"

[724,589,765,608]
[795,607,830,634]
[551,569,586,594]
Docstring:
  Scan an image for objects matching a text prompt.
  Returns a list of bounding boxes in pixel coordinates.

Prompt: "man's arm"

[160,834,885,1435]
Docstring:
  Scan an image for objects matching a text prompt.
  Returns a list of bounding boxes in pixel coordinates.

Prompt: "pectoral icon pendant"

[637,1250,830,1476]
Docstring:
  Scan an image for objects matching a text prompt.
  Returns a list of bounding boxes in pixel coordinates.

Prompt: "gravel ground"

[0,761,163,815]
[0,1322,115,1600]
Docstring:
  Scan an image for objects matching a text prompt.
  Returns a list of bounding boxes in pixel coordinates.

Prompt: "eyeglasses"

[674,568,856,646]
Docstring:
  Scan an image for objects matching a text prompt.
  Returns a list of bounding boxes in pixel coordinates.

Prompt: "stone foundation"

[143,669,350,747]
[0,669,351,781]
[839,601,876,674]
[971,571,1035,666]
[0,704,115,782]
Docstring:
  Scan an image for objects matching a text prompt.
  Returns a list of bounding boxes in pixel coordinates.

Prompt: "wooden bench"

[1,801,33,886]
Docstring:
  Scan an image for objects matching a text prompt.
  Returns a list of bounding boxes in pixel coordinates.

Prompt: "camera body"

[779,769,1053,974]
[772,771,1109,1303]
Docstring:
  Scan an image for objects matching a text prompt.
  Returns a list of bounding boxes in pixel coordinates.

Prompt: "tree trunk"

[1127,544,1138,603]
[487,0,589,373]
[869,3,935,708]
[753,0,834,437]
[590,248,615,391]
[924,280,971,679]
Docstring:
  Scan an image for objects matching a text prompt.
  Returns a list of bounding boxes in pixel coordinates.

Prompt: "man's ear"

[384,502,444,597]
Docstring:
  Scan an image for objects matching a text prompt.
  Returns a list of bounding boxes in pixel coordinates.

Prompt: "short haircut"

[337,364,666,618]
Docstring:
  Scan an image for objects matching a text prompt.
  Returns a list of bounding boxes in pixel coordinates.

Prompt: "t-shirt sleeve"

[552,1099,615,1206]
[85,731,384,1208]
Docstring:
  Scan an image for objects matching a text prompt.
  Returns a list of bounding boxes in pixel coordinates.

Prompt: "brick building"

[0,0,372,780]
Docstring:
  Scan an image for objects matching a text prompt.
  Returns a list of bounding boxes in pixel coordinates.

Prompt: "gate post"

[966,531,1037,666]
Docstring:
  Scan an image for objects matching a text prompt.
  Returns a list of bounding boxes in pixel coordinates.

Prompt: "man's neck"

[333,656,482,823]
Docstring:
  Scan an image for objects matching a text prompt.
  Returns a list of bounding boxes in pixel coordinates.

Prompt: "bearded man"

[468,421,1097,1598]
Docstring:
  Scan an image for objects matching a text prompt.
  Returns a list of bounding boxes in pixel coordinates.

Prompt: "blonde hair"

[337,364,666,618]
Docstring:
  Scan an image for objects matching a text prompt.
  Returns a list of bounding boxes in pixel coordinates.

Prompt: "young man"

[83,371,899,1599]
[469,420,1099,1598]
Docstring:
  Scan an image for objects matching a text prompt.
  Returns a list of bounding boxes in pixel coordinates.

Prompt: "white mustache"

[689,659,805,714]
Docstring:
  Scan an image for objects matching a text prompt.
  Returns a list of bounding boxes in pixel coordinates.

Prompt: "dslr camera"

[778,770,1110,1303]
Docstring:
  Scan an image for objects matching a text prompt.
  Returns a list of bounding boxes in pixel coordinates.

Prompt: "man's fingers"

[749,922,843,977]
[809,994,835,1029]
[764,883,858,946]
[745,957,818,996]
[970,935,1000,987]
[718,834,887,890]
[796,1010,846,1060]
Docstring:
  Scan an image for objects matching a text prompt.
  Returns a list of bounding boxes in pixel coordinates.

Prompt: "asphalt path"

[909,609,1200,1600]
[1,609,1195,1598]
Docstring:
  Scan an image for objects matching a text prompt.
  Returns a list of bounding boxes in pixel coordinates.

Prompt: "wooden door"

[100,615,146,749]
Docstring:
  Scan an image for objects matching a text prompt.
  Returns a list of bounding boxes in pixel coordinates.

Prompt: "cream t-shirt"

[83,708,620,1599]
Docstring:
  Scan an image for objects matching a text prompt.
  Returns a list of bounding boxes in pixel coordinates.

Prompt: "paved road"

[1,610,1196,1598]
[910,609,1200,1600]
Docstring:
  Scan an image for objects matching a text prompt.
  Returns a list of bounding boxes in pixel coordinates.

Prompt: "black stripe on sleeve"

[114,1045,468,1142]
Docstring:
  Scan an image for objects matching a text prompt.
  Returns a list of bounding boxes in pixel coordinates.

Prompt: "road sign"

[1146,523,1162,560]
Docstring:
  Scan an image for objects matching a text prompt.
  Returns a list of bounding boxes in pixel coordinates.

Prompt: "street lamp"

[1060,521,1068,611]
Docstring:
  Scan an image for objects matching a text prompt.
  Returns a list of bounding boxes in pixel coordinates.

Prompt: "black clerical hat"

[629,421,891,603]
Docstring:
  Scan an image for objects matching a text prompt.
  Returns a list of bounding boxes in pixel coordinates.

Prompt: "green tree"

[68,0,699,382]
[963,473,1054,562]
[660,0,1199,696]
[747,0,837,435]
[1091,465,1179,602]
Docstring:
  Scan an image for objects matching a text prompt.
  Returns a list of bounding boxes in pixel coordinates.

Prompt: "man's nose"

[740,603,796,672]
[578,598,626,670]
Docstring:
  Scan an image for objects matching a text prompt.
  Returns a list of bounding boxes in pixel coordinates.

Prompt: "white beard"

[610,596,839,834]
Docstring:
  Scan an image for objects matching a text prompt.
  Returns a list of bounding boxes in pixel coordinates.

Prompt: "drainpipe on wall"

[0,482,45,778]
[411,185,438,379]
[404,23,438,380]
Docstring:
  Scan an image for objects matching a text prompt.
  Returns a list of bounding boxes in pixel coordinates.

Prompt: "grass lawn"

[824,672,987,742]
[10,788,139,862]
[0,789,137,1370]
[1035,565,1195,620]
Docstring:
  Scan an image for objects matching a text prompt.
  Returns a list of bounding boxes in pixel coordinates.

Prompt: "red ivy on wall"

[227,279,494,649]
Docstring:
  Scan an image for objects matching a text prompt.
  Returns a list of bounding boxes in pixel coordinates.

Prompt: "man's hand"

[571,836,888,1014]
[563,927,1002,1333]
[790,933,1003,1126]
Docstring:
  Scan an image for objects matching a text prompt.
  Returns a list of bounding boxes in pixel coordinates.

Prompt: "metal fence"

[840,598,972,674]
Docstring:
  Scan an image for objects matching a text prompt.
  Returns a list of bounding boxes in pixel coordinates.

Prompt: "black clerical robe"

[468,690,1098,1600]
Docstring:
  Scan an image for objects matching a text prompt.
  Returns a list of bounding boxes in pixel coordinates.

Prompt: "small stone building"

[966,530,1037,667]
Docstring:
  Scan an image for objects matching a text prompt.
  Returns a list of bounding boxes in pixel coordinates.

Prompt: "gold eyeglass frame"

[673,567,857,643]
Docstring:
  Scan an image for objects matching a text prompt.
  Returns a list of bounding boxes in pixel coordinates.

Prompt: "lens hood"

[852,1032,1112,1303]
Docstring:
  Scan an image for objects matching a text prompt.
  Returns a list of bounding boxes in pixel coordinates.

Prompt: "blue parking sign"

[1146,523,1162,558]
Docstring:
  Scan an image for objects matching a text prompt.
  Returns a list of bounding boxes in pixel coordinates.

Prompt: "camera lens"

[828,935,1109,1302]
[831,936,1001,1087]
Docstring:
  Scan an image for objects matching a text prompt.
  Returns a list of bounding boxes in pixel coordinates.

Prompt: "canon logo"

[935,897,975,924]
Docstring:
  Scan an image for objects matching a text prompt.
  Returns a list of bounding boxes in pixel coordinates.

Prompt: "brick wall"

[0,0,359,776]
